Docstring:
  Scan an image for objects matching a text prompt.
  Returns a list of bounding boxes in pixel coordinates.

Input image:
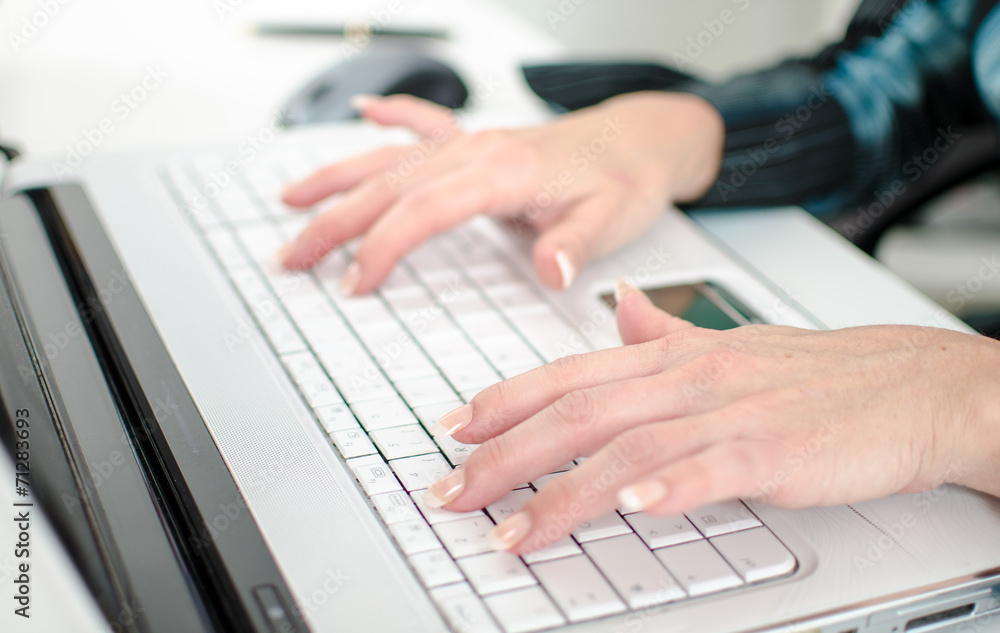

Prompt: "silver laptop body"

[2,122,999,633]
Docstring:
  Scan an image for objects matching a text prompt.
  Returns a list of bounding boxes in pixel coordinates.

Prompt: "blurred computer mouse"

[280,50,469,126]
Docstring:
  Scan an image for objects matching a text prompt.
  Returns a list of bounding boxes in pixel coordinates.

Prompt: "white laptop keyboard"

[160,146,797,633]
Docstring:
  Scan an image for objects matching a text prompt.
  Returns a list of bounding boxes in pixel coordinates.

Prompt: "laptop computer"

[2,120,999,633]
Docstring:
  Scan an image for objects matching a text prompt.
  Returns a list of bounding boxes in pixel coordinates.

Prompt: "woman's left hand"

[423,282,1000,554]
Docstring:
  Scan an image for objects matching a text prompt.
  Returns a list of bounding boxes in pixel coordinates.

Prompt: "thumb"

[615,279,694,345]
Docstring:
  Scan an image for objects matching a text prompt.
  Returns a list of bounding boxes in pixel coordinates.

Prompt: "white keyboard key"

[441,357,501,393]
[490,284,549,315]
[284,296,339,328]
[572,512,633,543]
[378,266,423,298]
[234,223,282,262]
[655,540,744,597]
[389,519,441,556]
[430,582,501,633]
[521,537,582,564]
[711,528,796,583]
[467,262,521,287]
[299,379,342,408]
[408,548,464,588]
[530,473,565,490]
[412,490,484,525]
[338,295,396,325]
[390,453,452,491]
[259,314,306,354]
[203,229,247,268]
[414,399,465,432]
[512,312,585,362]
[370,425,438,459]
[498,361,542,380]
[217,187,264,222]
[281,351,326,385]
[331,429,377,459]
[355,322,409,350]
[458,552,536,595]
[229,266,272,304]
[350,395,417,431]
[334,371,395,404]
[446,294,495,318]
[314,403,359,433]
[385,291,437,320]
[394,374,458,408]
[265,274,315,309]
[478,336,541,369]
[437,435,478,466]
[584,534,686,609]
[460,388,487,404]
[420,347,484,376]
[371,490,421,525]
[687,500,762,537]
[300,321,357,353]
[166,165,221,226]
[347,456,402,496]
[311,248,350,286]
[434,516,496,558]
[405,245,455,275]
[485,489,534,524]
[484,586,566,633]
[381,347,438,382]
[625,513,702,549]
[453,313,516,342]
[530,555,626,623]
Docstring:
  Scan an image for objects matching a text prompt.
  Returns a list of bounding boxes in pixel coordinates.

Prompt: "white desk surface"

[0,1,967,632]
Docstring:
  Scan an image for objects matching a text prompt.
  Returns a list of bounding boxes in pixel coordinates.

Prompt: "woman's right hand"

[278,91,725,295]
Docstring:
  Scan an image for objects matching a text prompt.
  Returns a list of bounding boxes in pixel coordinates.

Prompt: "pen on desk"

[252,22,449,40]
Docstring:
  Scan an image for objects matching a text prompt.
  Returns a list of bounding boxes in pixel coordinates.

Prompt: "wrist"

[953,336,1000,498]
[601,91,725,203]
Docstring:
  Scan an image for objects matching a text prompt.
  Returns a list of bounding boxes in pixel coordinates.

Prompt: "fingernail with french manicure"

[429,404,473,437]
[340,261,361,297]
[350,94,379,112]
[274,240,297,267]
[617,480,668,513]
[423,468,465,509]
[614,278,641,304]
[555,250,576,290]
[487,512,532,551]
